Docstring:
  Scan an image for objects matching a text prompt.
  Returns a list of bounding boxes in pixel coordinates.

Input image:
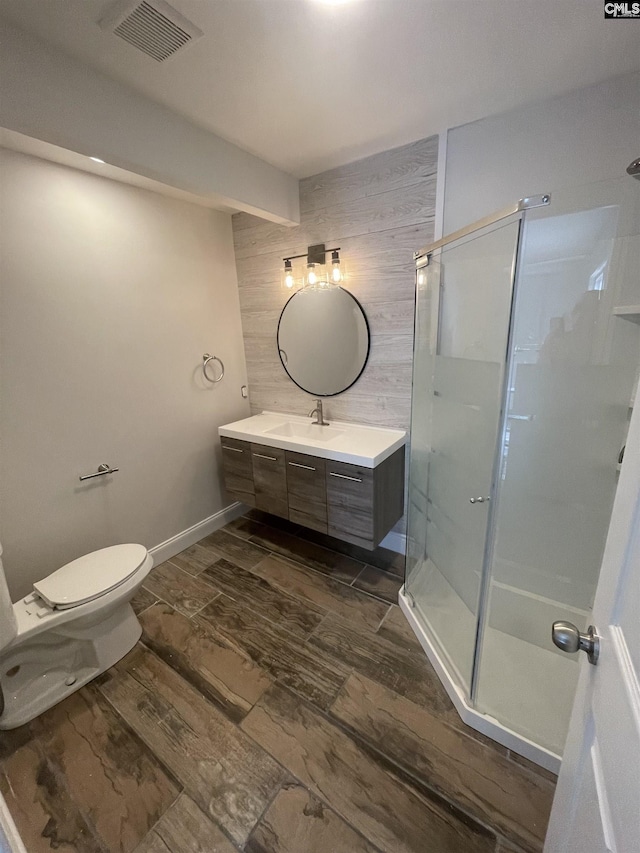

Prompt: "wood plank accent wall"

[231,135,437,434]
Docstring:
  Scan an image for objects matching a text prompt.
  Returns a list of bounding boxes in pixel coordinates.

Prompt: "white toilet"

[0,542,153,730]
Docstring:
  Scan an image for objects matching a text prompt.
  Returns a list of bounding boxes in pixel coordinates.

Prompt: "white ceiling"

[1,0,639,178]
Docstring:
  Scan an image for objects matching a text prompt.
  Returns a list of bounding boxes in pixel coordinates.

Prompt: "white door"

[544,373,640,852]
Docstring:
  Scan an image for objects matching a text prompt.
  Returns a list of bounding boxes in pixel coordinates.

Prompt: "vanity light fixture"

[282,244,343,291]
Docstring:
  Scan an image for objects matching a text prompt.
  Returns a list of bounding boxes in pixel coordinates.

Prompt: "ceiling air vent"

[100,0,203,62]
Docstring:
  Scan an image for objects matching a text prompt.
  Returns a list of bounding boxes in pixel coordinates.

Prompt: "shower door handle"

[552,621,600,665]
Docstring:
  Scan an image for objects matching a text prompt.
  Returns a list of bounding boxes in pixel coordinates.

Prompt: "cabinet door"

[251,444,288,518]
[221,438,255,506]
[286,450,327,533]
[326,460,374,548]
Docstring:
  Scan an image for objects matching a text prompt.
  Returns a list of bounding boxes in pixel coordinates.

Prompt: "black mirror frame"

[276,286,371,397]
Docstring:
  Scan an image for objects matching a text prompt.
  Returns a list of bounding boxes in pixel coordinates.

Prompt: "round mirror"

[277,286,370,396]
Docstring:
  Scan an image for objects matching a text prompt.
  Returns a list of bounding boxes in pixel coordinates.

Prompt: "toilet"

[0,542,153,730]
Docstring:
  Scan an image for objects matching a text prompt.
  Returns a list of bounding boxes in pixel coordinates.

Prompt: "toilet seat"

[33,544,149,610]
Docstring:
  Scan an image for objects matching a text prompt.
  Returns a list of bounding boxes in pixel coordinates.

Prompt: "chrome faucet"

[309,399,329,426]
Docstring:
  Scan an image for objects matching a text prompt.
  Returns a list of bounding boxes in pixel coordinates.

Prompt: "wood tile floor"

[0,512,556,853]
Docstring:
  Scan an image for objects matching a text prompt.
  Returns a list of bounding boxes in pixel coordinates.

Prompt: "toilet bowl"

[0,543,153,730]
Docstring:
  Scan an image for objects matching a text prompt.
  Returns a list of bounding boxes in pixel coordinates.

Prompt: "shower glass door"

[405,217,521,692]
[473,176,640,755]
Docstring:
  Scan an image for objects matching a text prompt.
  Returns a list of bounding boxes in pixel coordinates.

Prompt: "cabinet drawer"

[326,460,374,512]
[289,506,327,534]
[251,444,288,518]
[328,507,373,546]
[221,437,253,476]
[221,438,255,505]
[286,451,327,533]
[286,451,326,503]
[326,460,374,545]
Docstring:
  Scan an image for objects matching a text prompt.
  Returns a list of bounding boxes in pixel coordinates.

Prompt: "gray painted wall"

[443,71,640,233]
[0,149,250,599]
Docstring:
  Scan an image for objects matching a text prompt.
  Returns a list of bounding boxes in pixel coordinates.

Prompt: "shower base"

[399,585,562,774]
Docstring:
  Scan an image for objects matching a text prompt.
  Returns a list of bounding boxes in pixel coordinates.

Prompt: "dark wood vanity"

[221,438,404,550]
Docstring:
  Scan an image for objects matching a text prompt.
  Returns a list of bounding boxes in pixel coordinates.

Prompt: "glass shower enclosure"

[403,176,640,770]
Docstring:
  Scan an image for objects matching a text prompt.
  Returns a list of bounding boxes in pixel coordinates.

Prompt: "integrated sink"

[265,421,345,444]
[219,411,406,468]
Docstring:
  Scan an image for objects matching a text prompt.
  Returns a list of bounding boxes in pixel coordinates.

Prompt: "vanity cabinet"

[326,453,404,550]
[326,459,375,547]
[221,439,404,550]
[220,438,255,507]
[285,450,327,533]
[251,443,288,518]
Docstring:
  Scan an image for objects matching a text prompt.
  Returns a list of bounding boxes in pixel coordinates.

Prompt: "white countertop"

[219,411,406,468]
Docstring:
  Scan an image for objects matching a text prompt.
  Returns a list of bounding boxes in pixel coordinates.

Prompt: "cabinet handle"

[222,446,243,453]
[288,462,316,471]
[329,472,362,483]
[253,453,277,461]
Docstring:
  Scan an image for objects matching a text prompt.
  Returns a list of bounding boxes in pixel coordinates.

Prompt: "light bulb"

[331,250,342,283]
[307,263,317,286]
[283,260,295,289]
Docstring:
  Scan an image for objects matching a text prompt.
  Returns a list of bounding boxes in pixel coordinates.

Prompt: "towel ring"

[203,353,224,383]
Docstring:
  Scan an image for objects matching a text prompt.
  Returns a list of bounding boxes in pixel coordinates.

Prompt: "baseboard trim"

[379,530,406,555]
[399,586,561,775]
[149,502,246,566]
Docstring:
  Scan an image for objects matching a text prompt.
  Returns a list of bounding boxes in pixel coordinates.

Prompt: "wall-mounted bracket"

[306,244,326,266]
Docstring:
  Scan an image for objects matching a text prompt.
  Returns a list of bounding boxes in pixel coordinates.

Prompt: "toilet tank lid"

[33,544,149,608]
